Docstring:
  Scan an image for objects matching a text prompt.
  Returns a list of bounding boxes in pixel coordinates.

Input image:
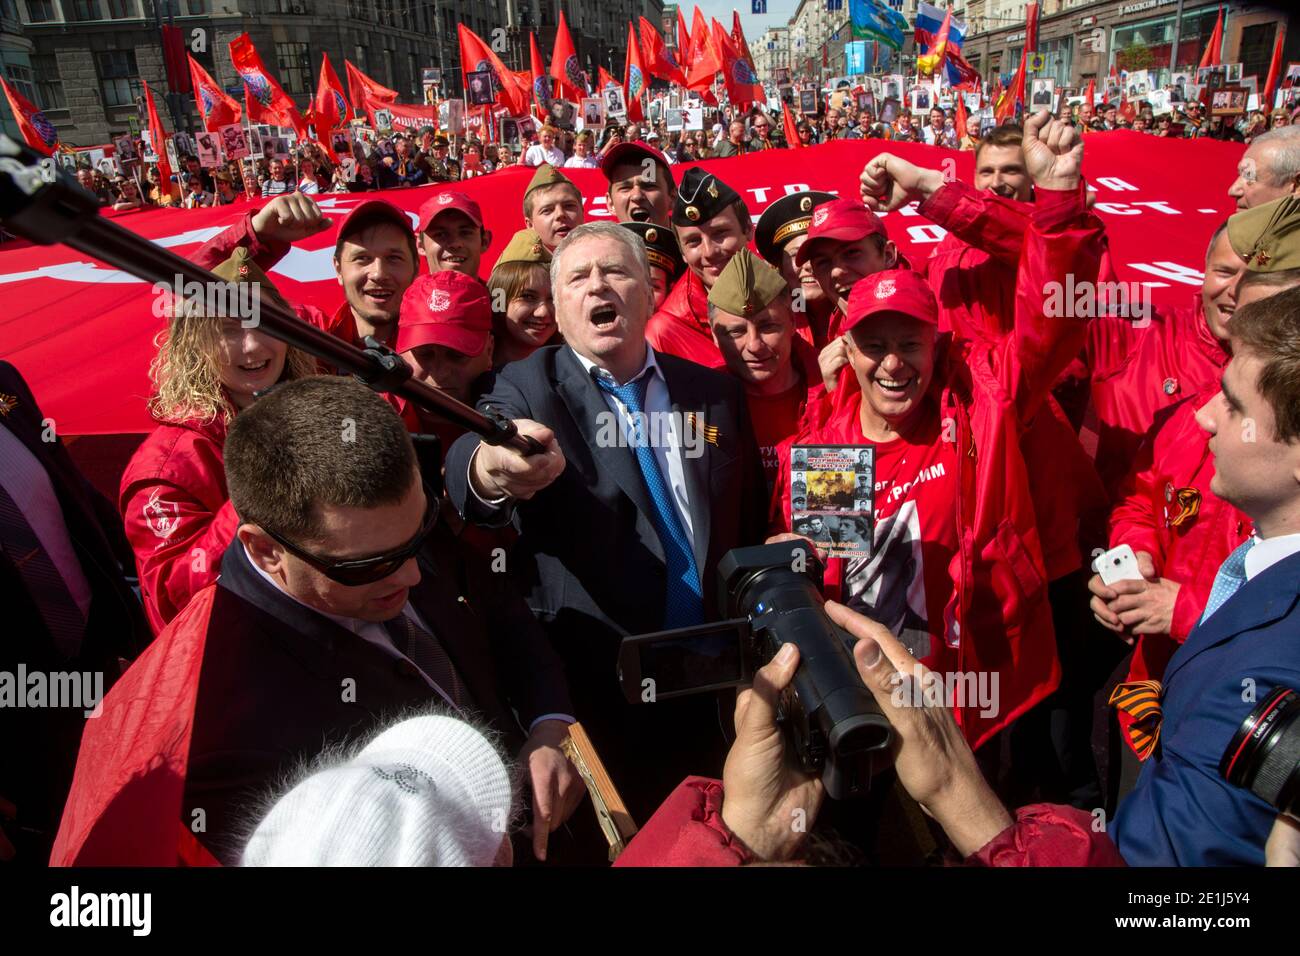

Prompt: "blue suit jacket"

[1113,549,1300,865]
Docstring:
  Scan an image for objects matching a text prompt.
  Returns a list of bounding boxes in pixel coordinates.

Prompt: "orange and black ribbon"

[1169,487,1201,528]
[1110,679,1163,761]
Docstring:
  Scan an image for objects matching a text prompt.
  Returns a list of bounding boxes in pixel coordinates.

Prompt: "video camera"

[618,541,894,800]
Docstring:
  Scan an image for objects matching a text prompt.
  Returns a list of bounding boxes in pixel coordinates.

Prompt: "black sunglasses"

[262,489,439,586]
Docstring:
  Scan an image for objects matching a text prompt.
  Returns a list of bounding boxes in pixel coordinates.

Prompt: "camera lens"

[1219,686,1300,818]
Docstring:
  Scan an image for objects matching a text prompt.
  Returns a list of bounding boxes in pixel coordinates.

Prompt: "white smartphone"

[1092,544,1143,585]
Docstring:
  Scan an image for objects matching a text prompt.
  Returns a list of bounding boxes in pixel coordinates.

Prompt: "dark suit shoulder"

[654,349,746,401]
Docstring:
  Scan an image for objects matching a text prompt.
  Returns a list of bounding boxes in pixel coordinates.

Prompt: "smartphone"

[1092,544,1143,585]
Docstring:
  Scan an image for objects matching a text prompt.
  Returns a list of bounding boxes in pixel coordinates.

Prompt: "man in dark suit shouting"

[445,221,768,820]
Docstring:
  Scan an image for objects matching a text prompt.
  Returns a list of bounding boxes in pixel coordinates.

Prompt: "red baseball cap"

[416,191,485,234]
[794,198,889,266]
[843,269,938,332]
[334,199,414,256]
[396,271,492,356]
[599,141,673,182]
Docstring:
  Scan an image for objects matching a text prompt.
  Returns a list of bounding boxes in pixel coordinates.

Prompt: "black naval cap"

[620,221,685,282]
[671,167,743,227]
[754,190,839,266]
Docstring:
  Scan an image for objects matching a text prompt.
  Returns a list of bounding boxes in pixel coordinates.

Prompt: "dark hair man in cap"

[620,221,684,309]
[194,194,418,349]
[416,191,492,279]
[523,164,585,254]
[443,221,767,825]
[770,115,1106,771]
[707,248,821,492]
[55,377,581,865]
[648,167,753,367]
[601,140,678,226]
[426,134,460,183]
[755,189,838,348]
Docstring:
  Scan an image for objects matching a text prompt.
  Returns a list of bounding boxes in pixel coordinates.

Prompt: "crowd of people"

[6,103,1300,870]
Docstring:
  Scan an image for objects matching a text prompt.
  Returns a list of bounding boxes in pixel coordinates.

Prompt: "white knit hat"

[241,715,514,866]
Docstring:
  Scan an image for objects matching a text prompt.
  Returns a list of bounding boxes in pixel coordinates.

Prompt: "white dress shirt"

[1244,531,1300,581]
[0,422,93,618]
[569,346,696,543]
[524,144,565,167]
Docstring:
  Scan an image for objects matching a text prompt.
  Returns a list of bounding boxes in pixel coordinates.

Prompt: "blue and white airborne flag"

[849,0,908,51]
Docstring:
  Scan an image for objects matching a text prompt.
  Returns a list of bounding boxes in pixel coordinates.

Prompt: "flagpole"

[1168,0,1185,78]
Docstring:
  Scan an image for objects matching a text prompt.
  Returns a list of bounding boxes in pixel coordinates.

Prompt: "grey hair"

[549,220,652,289]
[1251,125,1300,185]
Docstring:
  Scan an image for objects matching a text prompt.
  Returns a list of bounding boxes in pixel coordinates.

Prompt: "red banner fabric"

[0,135,1244,437]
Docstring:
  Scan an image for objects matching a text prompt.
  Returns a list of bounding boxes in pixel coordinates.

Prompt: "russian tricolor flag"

[914,1,969,86]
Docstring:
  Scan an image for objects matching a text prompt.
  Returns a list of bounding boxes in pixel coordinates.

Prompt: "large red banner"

[0,133,1244,436]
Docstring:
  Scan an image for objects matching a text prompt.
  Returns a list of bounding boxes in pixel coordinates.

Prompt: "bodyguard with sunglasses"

[112,376,577,863]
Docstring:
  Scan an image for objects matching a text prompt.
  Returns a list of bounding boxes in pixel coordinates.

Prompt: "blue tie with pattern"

[1199,537,1255,625]
[594,369,704,628]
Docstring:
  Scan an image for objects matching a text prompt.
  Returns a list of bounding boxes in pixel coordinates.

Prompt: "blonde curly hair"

[147,298,317,426]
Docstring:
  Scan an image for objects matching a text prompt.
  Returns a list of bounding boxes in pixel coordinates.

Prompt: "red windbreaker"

[119,415,236,634]
[1107,390,1251,692]
[1082,295,1226,495]
[771,184,1104,749]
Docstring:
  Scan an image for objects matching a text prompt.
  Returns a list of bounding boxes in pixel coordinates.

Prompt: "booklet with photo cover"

[790,444,874,558]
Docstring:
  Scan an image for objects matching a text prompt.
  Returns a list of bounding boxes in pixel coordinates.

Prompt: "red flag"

[712,18,762,111]
[50,588,220,866]
[187,55,241,133]
[1084,77,1095,108]
[781,101,803,148]
[1025,2,1040,55]
[458,24,529,116]
[229,32,307,140]
[731,10,757,73]
[676,8,694,68]
[954,90,969,140]
[1199,7,1224,69]
[641,15,689,87]
[161,25,191,95]
[1263,25,1286,110]
[598,67,620,91]
[625,21,647,122]
[144,82,174,205]
[345,60,398,119]
[313,54,349,161]
[995,51,1026,124]
[687,7,721,103]
[529,32,554,118]
[917,10,952,76]
[551,10,585,102]
[1,75,59,156]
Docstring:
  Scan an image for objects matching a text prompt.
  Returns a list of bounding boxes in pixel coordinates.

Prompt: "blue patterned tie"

[594,370,704,628]
[1199,537,1254,625]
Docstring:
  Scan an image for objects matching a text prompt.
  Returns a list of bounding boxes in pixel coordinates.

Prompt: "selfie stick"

[0,136,544,456]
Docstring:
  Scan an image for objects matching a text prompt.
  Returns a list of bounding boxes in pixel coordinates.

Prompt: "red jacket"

[615,777,1125,866]
[1107,389,1251,689]
[1083,295,1227,495]
[916,180,1110,577]
[120,415,237,635]
[771,185,1104,749]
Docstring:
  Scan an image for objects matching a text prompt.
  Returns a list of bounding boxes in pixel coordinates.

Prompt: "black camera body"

[618,541,894,800]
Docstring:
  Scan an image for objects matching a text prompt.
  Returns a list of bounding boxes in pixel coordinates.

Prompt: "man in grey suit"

[444,221,768,821]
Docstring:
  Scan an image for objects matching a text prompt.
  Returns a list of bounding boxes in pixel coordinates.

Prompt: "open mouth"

[240,359,270,373]
[440,254,466,267]
[629,207,651,222]
[874,376,915,397]
[363,288,395,305]
[590,304,618,328]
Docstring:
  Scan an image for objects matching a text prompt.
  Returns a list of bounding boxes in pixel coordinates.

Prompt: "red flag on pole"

[598,67,620,91]
[1199,7,1224,70]
[1025,2,1040,55]
[0,76,59,156]
[782,101,803,148]
[345,60,398,118]
[712,18,762,111]
[229,32,307,140]
[1263,24,1285,110]
[995,51,1026,124]
[144,82,173,196]
[731,10,758,73]
[551,10,585,102]
[687,7,721,104]
[312,54,349,160]
[625,21,647,122]
[187,55,241,133]
[954,90,969,140]
[458,24,529,116]
[161,25,192,95]
[641,15,689,87]
[1084,77,1095,107]
[676,8,694,68]
[529,32,554,119]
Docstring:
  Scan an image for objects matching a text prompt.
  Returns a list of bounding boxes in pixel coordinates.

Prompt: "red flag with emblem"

[313,54,349,161]
[598,67,620,91]
[345,60,398,118]
[529,32,553,119]
[712,18,762,111]
[550,10,585,103]
[782,101,803,148]
[144,82,173,197]
[187,55,240,133]
[731,10,758,73]
[687,8,721,104]
[459,24,529,116]
[625,21,647,122]
[1,76,60,156]
[229,32,307,140]
[641,15,689,87]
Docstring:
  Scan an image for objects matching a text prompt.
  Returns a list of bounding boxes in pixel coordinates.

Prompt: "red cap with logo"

[599,141,673,181]
[396,271,493,356]
[334,199,414,255]
[794,198,890,266]
[416,191,485,234]
[843,269,938,332]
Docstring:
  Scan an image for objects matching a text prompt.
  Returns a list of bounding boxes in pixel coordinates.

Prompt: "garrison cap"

[706,247,788,317]
[496,227,552,265]
[1228,195,1300,272]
